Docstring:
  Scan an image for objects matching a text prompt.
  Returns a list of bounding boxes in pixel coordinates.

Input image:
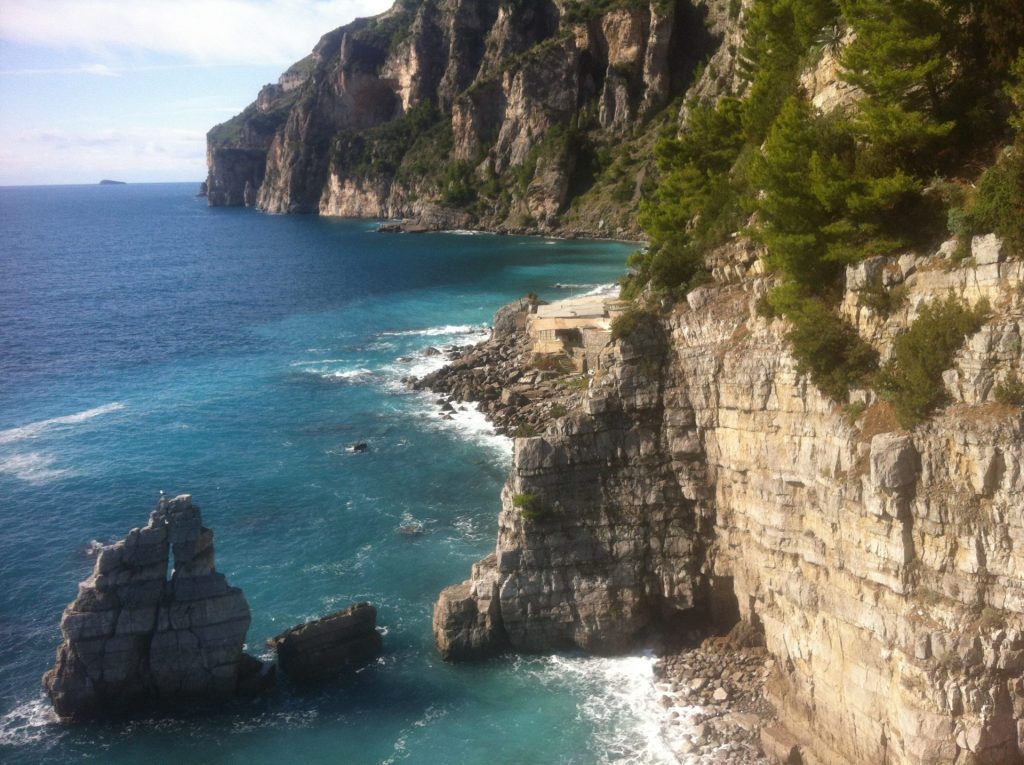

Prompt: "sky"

[0,0,393,186]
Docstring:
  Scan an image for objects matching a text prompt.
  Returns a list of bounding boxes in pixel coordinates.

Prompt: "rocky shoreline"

[409,296,781,763]
[410,297,591,438]
[653,636,775,764]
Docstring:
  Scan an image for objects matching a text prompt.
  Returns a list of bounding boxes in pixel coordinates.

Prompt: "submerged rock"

[43,494,267,720]
[269,602,382,682]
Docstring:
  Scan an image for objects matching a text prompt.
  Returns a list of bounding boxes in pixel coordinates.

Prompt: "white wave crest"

[380,324,489,338]
[0,452,73,484]
[523,653,693,765]
[289,358,353,367]
[381,354,448,385]
[86,539,113,556]
[0,697,59,748]
[406,399,513,463]
[582,283,619,297]
[322,368,375,382]
[0,402,125,445]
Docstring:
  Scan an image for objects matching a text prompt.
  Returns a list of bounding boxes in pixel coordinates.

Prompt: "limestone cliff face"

[435,236,1024,764]
[206,0,715,235]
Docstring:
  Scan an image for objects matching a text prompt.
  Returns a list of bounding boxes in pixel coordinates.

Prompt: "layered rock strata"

[434,237,1024,764]
[43,495,264,720]
[269,602,383,682]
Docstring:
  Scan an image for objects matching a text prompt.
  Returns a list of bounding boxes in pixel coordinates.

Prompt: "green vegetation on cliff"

[628,0,1024,405]
[877,296,989,426]
[331,104,448,182]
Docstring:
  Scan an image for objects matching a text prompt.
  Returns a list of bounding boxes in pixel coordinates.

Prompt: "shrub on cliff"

[877,296,989,426]
[994,372,1024,406]
[969,148,1024,254]
[512,493,551,523]
[769,286,878,401]
[611,306,647,341]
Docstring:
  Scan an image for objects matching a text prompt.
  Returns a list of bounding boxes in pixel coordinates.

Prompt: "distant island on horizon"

[99,179,126,185]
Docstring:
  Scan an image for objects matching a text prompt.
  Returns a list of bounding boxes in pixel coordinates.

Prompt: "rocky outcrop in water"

[43,495,268,720]
[206,0,721,236]
[433,237,1024,764]
[269,602,383,682]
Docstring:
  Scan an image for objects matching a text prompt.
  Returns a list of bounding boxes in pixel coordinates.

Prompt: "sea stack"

[43,494,268,720]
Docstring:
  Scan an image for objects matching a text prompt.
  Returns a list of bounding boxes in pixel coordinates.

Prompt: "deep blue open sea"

[0,183,679,764]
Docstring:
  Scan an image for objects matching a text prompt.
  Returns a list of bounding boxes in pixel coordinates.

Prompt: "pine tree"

[839,0,953,170]
[634,98,745,293]
[751,96,836,288]
[739,0,839,142]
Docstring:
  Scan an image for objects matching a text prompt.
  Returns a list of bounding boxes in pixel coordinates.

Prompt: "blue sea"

[0,183,681,764]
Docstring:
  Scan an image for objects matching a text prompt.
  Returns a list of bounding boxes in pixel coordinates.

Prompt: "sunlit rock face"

[206,0,711,235]
[436,239,1024,765]
[43,495,259,720]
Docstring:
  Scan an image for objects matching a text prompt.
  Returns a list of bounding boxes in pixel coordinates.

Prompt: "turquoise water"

[0,184,676,764]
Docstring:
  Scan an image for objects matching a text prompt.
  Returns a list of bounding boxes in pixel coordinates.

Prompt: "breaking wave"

[522,653,691,765]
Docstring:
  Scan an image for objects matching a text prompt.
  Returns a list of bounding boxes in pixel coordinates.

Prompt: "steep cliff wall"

[206,0,720,235]
[434,236,1024,764]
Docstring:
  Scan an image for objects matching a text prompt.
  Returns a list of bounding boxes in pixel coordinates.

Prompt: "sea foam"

[0,697,58,748]
[524,653,692,765]
[0,452,73,484]
[380,324,489,338]
[0,402,125,445]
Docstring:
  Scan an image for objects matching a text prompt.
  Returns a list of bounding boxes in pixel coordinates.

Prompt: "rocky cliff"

[43,495,265,720]
[206,0,723,236]
[433,234,1024,764]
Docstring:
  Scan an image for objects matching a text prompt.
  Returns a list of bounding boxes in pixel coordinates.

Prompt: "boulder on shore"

[43,494,269,720]
[269,602,382,682]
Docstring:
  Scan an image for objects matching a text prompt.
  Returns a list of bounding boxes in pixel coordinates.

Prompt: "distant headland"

[99,179,126,185]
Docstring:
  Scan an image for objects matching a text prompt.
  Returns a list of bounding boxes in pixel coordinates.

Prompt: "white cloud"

[0,0,394,66]
[0,63,123,76]
[0,126,210,185]
[79,63,119,76]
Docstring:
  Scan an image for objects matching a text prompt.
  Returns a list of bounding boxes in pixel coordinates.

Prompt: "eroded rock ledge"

[43,495,266,720]
[269,603,382,683]
[432,237,1024,764]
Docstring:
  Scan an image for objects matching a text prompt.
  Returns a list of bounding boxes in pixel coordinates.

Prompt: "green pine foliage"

[738,0,839,142]
[838,0,953,169]
[751,97,836,288]
[934,51,1024,257]
[970,147,1024,253]
[623,0,1023,416]
[772,287,878,401]
[876,297,989,426]
[626,97,747,297]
